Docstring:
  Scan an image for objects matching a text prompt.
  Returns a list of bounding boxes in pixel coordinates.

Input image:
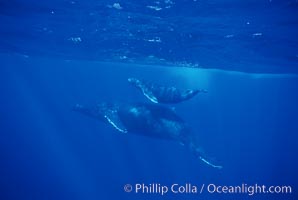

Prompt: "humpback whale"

[128,77,207,104]
[73,102,222,169]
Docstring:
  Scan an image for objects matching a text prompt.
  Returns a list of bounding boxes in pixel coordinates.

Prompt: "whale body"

[73,102,222,169]
[128,77,207,104]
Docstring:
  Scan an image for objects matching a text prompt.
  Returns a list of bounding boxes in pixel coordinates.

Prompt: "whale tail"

[181,89,207,101]
[181,89,199,100]
[188,142,222,169]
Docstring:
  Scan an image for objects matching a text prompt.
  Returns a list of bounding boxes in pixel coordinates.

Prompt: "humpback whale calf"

[128,77,207,104]
[73,102,222,169]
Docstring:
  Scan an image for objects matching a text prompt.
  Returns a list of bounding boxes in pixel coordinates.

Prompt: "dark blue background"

[1,0,298,199]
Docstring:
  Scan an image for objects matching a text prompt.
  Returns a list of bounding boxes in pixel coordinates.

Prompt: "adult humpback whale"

[73,102,222,169]
[128,77,207,104]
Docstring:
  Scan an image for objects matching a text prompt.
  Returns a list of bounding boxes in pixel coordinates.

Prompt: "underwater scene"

[1,0,298,200]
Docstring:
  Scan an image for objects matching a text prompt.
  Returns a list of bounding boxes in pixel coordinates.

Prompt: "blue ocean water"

[1,0,298,200]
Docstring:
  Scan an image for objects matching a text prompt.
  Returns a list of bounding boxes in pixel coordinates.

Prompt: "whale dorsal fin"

[103,109,127,134]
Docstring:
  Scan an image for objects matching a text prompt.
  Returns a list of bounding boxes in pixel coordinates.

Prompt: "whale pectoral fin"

[141,88,159,103]
[104,110,127,134]
[128,77,159,103]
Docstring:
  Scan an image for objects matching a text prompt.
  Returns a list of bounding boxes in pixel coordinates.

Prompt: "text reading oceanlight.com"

[123,183,292,196]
